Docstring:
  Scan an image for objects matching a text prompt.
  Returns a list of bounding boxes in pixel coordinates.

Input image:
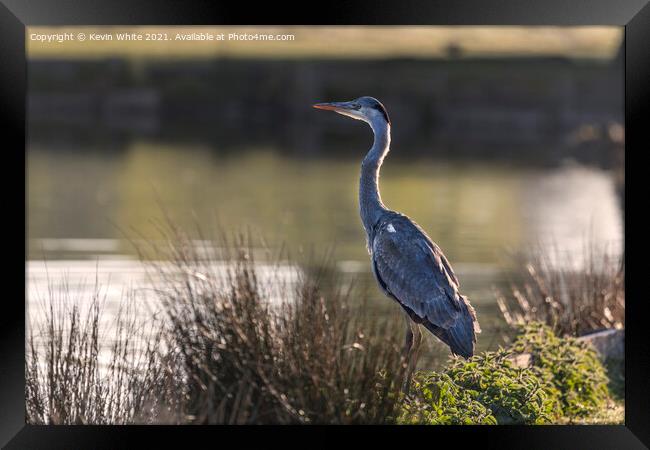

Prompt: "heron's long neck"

[360,119,391,235]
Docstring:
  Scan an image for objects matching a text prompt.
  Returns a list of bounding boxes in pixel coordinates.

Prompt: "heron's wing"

[371,214,463,329]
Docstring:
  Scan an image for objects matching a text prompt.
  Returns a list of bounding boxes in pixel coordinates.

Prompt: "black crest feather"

[358,96,391,125]
[370,99,390,125]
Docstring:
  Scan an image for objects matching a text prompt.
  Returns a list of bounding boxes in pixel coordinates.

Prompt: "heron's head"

[313,96,390,127]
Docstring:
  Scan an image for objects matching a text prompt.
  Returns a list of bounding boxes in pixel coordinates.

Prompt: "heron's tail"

[423,296,480,359]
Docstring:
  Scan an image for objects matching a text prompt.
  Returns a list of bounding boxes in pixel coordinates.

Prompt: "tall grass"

[139,223,406,424]
[26,223,407,424]
[26,281,166,424]
[496,244,624,336]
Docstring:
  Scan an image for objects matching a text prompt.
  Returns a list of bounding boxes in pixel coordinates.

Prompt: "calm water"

[27,141,624,355]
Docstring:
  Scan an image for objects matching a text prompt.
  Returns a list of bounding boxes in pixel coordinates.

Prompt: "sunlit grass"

[26,285,166,424]
[27,222,408,424]
[496,243,624,336]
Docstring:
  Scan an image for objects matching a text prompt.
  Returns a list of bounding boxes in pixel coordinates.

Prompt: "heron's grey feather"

[371,212,464,329]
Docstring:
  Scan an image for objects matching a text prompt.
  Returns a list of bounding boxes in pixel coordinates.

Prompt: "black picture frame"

[2,1,647,448]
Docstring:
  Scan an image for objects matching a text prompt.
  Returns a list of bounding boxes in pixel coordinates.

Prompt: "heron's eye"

[352,104,361,110]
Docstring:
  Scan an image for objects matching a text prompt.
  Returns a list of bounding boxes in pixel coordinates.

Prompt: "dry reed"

[496,243,624,337]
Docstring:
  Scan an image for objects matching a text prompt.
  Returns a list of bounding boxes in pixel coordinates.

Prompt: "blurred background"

[27,26,624,353]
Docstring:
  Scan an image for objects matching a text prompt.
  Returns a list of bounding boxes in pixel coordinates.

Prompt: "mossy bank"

[399,323,618,425]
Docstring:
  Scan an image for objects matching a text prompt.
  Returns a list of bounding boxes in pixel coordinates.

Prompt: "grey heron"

[313,96,480,391]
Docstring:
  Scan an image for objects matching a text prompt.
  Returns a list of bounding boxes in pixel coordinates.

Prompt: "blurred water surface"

[27,141,623,355]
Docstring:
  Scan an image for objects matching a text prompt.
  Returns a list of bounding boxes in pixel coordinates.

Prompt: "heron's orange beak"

[313,102,353,112]
[313,103,337,111]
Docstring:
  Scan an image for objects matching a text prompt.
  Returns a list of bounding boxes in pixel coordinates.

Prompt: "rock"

[507,353,532,368]
[578,328,624,361]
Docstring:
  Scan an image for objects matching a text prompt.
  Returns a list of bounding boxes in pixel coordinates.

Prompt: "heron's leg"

[401,313,422,393]
[402,313,414,359]
[401,313,413,393]
[403,322,423,394]
[409,324,423,376]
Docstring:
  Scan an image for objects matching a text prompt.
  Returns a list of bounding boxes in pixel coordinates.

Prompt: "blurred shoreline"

[29,54,622,168]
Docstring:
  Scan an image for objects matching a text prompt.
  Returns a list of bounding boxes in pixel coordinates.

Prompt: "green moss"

[511,322,610,417]
[445,349,560,424]
[398,372,496,425]
[399,322,611,425]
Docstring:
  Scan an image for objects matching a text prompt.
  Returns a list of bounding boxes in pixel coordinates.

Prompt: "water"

[27,141,624,354]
